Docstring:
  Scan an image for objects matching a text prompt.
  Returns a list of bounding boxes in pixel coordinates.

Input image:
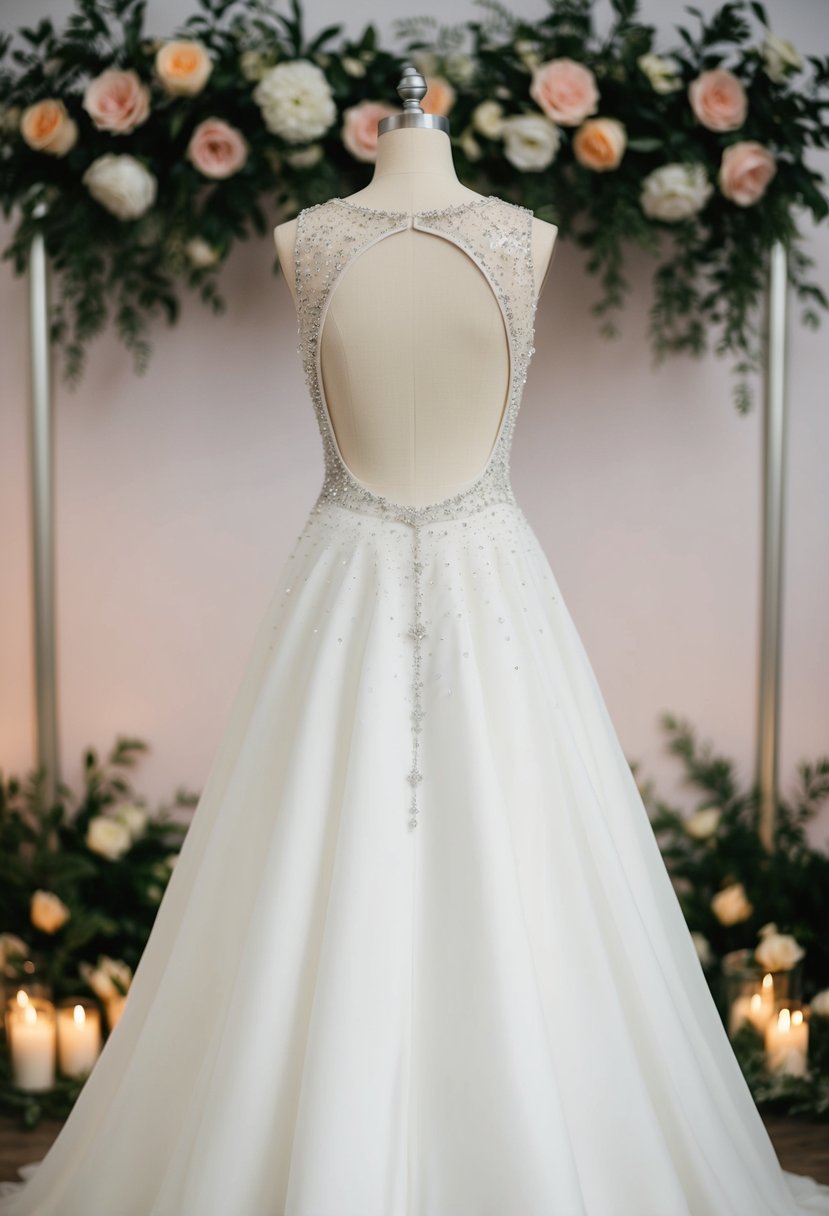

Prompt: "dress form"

[274,126,557,507]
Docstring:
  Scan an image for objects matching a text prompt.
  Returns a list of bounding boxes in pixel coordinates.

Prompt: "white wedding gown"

[2,195,828,1215]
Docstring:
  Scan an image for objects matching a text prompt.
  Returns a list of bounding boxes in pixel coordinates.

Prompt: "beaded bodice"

[294,195,538,526]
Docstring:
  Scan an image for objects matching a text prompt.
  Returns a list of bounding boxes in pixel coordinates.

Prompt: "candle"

[7,994,56,1091]
[728,972,776,1038]
[57,999,102,1077]
[765,1005,809,1077]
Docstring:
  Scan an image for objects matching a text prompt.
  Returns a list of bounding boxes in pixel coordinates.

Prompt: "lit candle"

[7,993,56,1091]
[729,972,776,1038]
[57,1000,102,1077]
[765,1006,809,1077]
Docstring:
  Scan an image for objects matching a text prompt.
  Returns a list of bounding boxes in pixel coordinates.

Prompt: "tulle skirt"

[2,497,827,1215]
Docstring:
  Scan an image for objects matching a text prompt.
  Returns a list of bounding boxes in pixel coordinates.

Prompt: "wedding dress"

[2,194,828,1215]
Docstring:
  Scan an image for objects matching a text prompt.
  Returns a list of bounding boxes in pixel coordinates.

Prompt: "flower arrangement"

[635,712,829,1118]
[0,0,826,407]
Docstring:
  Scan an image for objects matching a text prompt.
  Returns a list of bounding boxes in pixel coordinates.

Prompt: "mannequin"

[274,121,557,507]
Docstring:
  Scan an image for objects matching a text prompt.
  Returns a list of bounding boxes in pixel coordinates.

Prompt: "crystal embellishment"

[293,193,540,829]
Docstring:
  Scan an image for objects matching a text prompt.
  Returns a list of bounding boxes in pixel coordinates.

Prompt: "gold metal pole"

[756,239,789,853]
[27,202,60,806]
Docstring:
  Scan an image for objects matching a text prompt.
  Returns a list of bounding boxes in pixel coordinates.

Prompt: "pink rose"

[529,58,599,127]
[83,69,151,135]
[186,118,248,179]
[718,140,777,206]
[341,100,400,162]
[688,68,747,132]
[422,76,456,117]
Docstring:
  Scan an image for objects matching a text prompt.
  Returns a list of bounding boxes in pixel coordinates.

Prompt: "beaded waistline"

[312,464,518,528]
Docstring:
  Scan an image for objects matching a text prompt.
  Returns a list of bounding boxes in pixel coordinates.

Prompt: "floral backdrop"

[0,0,827,408]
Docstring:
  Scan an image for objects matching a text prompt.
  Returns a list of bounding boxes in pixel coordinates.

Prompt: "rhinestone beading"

[293,194,540,828]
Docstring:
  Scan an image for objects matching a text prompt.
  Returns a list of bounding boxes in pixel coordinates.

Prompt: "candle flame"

[778,1007,791,1032]
[762,973,774,992]
[15,989,30,1007]
[792,1009,804,1026]
[750,993,762,1013]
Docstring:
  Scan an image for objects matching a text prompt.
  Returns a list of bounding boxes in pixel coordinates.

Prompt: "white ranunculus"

[82,153,157,221]
[253,60,336,143]
[0,932,30,968]
[185,237,220,268]
[684,805,721,839]
[811,989,829,1017]
[711,881,753,926]
[755,932,805,973]
[30,890,70,934]
[640,162,713,223]
[637,52,683,94]
[114,802,148,840]
[86,814,134,860]
[501,113,561,172]
[472,99,505,139]
[759,32,802,84]
[691,932,713,968]
[283,143,324,169]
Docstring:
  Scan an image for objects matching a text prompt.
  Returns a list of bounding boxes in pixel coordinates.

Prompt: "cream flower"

[20,98,78,156]
[640,162,713,223]
[637,53,683,94]
[684,805,721,839]
[811,989,829,1017]
[185,237,220,268]
[254,60,336,143]
[0,933,30,969]
[85,813,134,860]
[755,931,805,973]
[113,802,149,840]
[155,39,212,97]
[79,955,133,1000]
[759,32,802,84]
[283,143,324,169]
[472,100,505,139]
[83,153,157,221]
[82,69,151,135]
[341,56,366,79]
[30,890,70,934]
[501,112,561,172]
[692,932,713,968]
[239,50,268,83]
[711,881,753,926]
[444,53,476,87]
[458,127,482,161]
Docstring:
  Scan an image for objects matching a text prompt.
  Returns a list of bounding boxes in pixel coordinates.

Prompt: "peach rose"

[83,69,151,135]
[572,116,626,171]
[342,100,399,162]
[186,118,248,179]
[422,75,456,117]
[529,58,599,126]
[688,68,747,132]
[20,98,78,156]
[155,39,212,97]
[718,140,776,206]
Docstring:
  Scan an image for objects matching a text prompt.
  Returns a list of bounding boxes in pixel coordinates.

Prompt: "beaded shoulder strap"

[293,195,538,525]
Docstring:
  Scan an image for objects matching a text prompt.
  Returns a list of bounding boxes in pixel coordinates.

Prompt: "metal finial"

[378,62,450,137]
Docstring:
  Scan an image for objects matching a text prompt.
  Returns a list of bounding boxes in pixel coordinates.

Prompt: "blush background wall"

[1,0,827,845]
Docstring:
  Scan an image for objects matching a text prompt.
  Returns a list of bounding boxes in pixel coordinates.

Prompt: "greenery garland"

[0,0,827,408]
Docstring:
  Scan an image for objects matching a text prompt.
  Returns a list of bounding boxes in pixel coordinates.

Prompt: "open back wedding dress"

[2,194,828,1215]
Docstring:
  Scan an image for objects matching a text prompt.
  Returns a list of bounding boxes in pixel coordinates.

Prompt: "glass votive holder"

[5,994,57,1091]
[56,996,102,1078]
[721,948,803,1039]
[764,998,809,1078]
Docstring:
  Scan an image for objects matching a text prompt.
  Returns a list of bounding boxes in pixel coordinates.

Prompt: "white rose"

[472,99,505,139]
[30,890,70,934]
[711,881,753,926]
[283,143,323,169]
[341,57,366,78]
[640,162,713,223]
[185,237,220,268]
[755,932,805,973]
[0,933,30,968]
[637,53,683,94]
[759,32,802,84]
[82,153,157,221]
[501,113,561,172]
[86,814,133,860]
[692,932,713,968]
[444,53,476,87]
[114,802,148,840]
[79,955,132,1000]
[810,989,829,1017]
[459,128,482,161]
[253,60,336,143]
[684,806,721,839]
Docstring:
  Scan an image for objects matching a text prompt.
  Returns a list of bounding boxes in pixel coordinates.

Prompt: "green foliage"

[0,0,827,406]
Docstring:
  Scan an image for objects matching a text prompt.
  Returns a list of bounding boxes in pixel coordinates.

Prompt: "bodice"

[294,195,539,527]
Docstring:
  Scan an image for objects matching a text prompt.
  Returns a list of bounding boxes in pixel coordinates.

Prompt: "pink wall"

[1,0,827,847]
